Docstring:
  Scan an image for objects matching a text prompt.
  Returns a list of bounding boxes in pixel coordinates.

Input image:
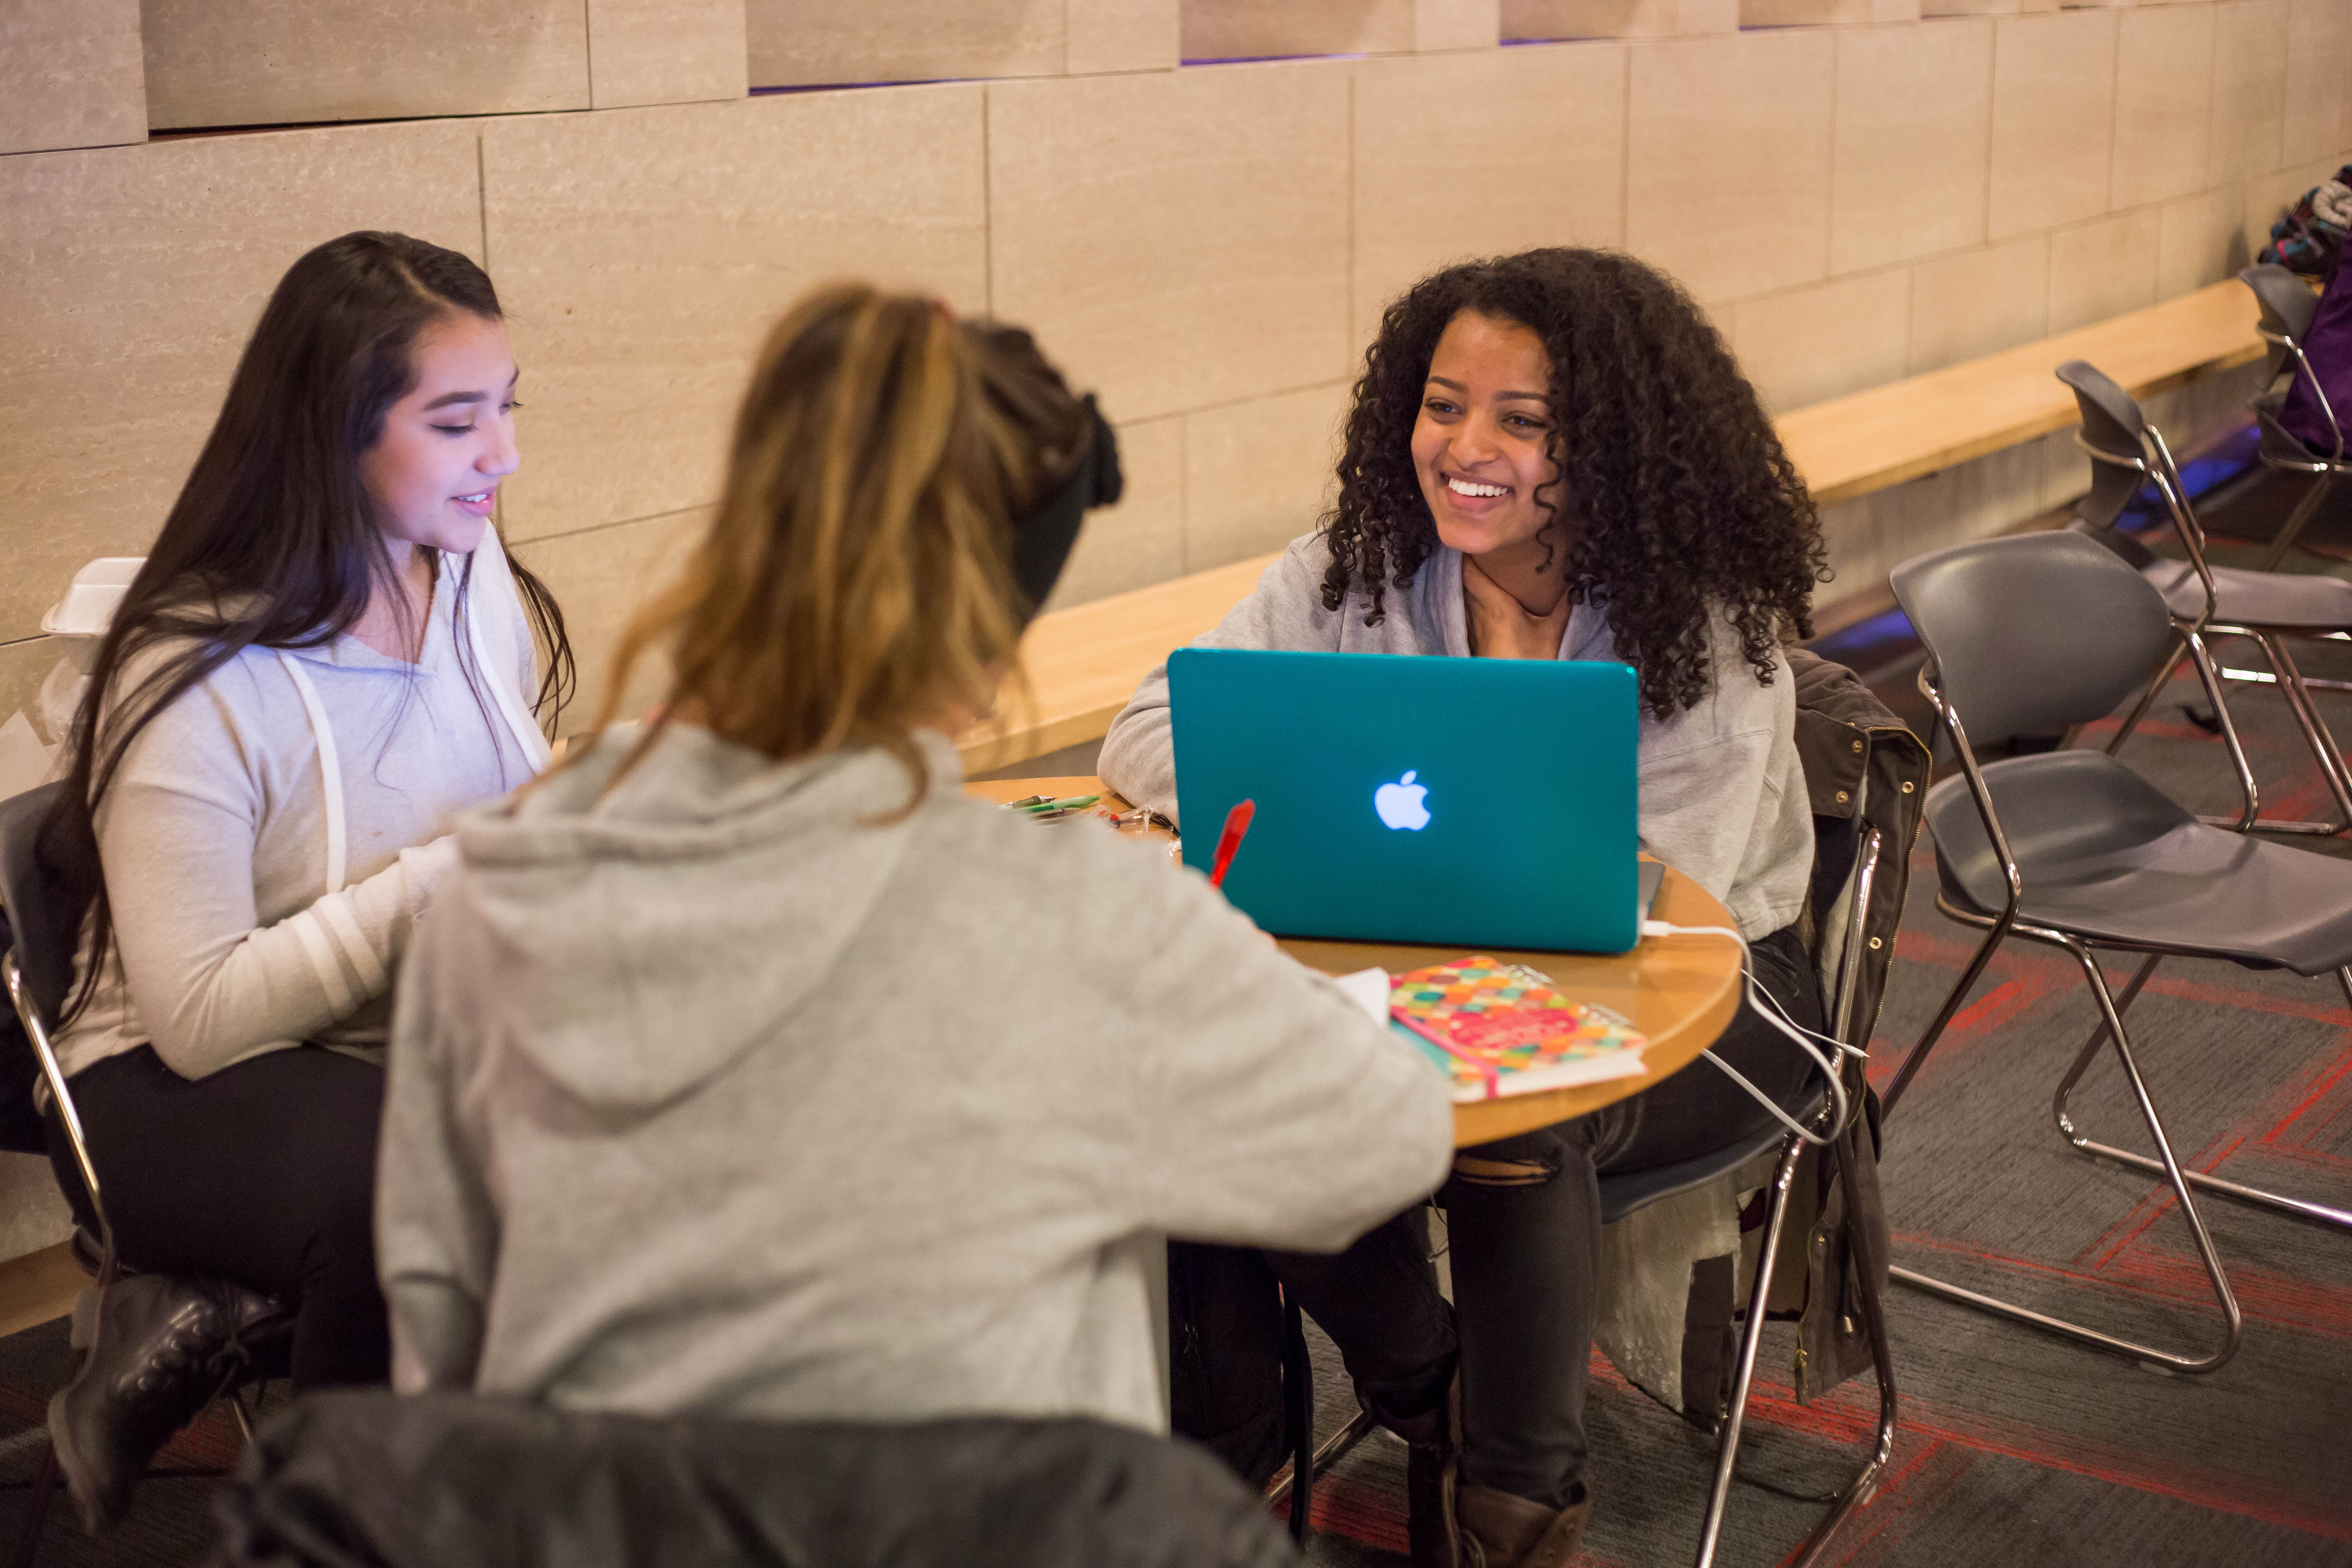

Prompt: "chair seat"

[2144,560,2352,631]
[1927,750,2352,975]
[1598,1085,1826,1226]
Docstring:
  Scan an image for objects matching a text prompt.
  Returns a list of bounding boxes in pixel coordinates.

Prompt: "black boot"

[46,1273,285,1530]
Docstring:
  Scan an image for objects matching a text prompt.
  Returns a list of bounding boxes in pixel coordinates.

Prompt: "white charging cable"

[1640,920,1849,1146]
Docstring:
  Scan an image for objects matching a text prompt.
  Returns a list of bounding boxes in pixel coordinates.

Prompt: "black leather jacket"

[213,1391,1302,1568]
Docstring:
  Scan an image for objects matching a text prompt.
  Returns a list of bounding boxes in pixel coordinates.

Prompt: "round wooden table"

[967,777,1746,1148]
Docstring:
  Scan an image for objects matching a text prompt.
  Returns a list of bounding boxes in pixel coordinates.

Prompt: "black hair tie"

[1008,395,1123,619]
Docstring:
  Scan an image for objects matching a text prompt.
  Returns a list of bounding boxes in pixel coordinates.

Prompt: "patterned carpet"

[3,512,2349,1566]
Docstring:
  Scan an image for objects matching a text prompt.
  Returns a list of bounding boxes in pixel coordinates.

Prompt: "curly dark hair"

[1323,248,1827,719]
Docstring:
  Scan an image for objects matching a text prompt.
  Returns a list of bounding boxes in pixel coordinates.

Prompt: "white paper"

[1333,966,1391,1027]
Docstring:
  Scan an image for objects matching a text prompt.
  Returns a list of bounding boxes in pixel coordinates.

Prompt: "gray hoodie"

[377,726,1453,1431]
[1100,532,1815,941]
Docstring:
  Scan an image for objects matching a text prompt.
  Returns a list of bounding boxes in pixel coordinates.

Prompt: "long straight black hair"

[43,230,575,1025]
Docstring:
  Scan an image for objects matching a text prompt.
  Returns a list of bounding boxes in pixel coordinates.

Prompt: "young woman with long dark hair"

[1101,248,1831,1567]
[38,230,572,1525]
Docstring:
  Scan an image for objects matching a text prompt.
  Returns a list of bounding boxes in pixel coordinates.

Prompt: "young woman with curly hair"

[1100,247,1831,1568]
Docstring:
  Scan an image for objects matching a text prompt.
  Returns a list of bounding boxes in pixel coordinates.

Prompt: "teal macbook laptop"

[1167,648,1650,953]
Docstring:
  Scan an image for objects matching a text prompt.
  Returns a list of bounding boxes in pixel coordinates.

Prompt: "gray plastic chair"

[2242,264,2347,573]
[1884,529,2352,1376]
[2059,358,2352,836]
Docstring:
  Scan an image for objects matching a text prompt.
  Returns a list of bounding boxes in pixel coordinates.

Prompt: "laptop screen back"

[1168,648,1641,952]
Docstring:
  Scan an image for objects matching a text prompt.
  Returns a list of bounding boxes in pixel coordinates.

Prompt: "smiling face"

[358,310,521,557]
[1410,309,1562,574]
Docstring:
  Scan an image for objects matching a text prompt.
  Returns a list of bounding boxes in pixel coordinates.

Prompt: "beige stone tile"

[1810,495,1880,614]
[588,0,747,109]
[1184,384,1351,572]
[2283,0,2352,168]
[0,121,483,645]
[0,638,58,736]
[1988,9,2119,239]
[1730,271,1913,416]
[1044,417,1186,610]
[1352,43,1626,350]
[141,0,588,128]
[0,1155,71,1266]
[2046,208,2162,333]
[2110,4,2213,210]
[1417,0,1503,49]
[989,61,1351,424]
[1626,30,1835,305]
[1951,438,2047,539]
[1831,19,1994,276]
[1922,0,2058,12]
[1066,0,1181,72]
[511,510,710,737]
[2040,426,2090,513]
[747,0,1061,88]
[1503,0,1737,36]
[1182,0,1415,58]
[484,86,988,544]
[2209,0,2287,185]
[0,0,143,156]
[1908,234,2049,373]
[1745,0,1918,24]
[2156,184,2250,298]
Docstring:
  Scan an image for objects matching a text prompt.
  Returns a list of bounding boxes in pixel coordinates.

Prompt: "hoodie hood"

[451,726,955,1110]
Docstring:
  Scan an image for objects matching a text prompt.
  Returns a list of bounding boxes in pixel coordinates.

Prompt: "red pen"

[1207,799,1256,889]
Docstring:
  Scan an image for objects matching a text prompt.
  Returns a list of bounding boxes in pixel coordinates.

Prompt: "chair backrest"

[2055,359,2147,464]
[0,783,75,1029]
[1890,531,2174,749]
[2242,262,2318,346]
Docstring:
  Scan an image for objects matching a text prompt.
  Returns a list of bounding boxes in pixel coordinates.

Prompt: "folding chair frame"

[2092,421,2352,836]
[1272,829,1901,1568]
[2246,274,2347,575]
[1883,667,2352,1379]
[4,938,262,1568]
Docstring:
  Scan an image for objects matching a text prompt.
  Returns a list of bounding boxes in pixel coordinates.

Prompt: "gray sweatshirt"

[1100,533,1814,941]
[377,726,1453,1431]
[54,535,550,1081]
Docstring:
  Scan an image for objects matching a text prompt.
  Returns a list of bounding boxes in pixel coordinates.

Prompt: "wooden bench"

[963,279,2268,771]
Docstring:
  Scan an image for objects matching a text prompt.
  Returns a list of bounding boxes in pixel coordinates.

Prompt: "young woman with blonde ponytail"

[373,283,1453,1427]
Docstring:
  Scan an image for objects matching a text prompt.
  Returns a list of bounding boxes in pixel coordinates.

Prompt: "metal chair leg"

[1788,1155,1901,1568]
[1892,934,2245,1374]
[2180,631,2269,833]
[2107,633,2192,761]
[1265,1409,1377,1511]
[1882,921,2006,1119]
[6,1445,59,1568]
[1693,1133,1806,1568]
[2256,468,2338,572]
[2049,951,2352,1229]
[1279,1293,1313,1544]
[2260,632,2352,831]
[227,1384,260,1447]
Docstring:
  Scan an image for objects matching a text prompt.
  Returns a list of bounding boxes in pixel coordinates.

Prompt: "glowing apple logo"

[1373,770,1432,831]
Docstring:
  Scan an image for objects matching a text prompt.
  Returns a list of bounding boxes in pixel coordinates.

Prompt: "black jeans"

[45,1044,392,1390]
[1270,924,1823,1510]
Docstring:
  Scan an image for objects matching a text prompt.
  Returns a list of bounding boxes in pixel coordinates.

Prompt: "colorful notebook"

[1390,956,1648,1103]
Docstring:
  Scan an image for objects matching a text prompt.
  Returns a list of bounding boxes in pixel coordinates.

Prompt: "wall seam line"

[982,83,995,313]
[582,0,596,110]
